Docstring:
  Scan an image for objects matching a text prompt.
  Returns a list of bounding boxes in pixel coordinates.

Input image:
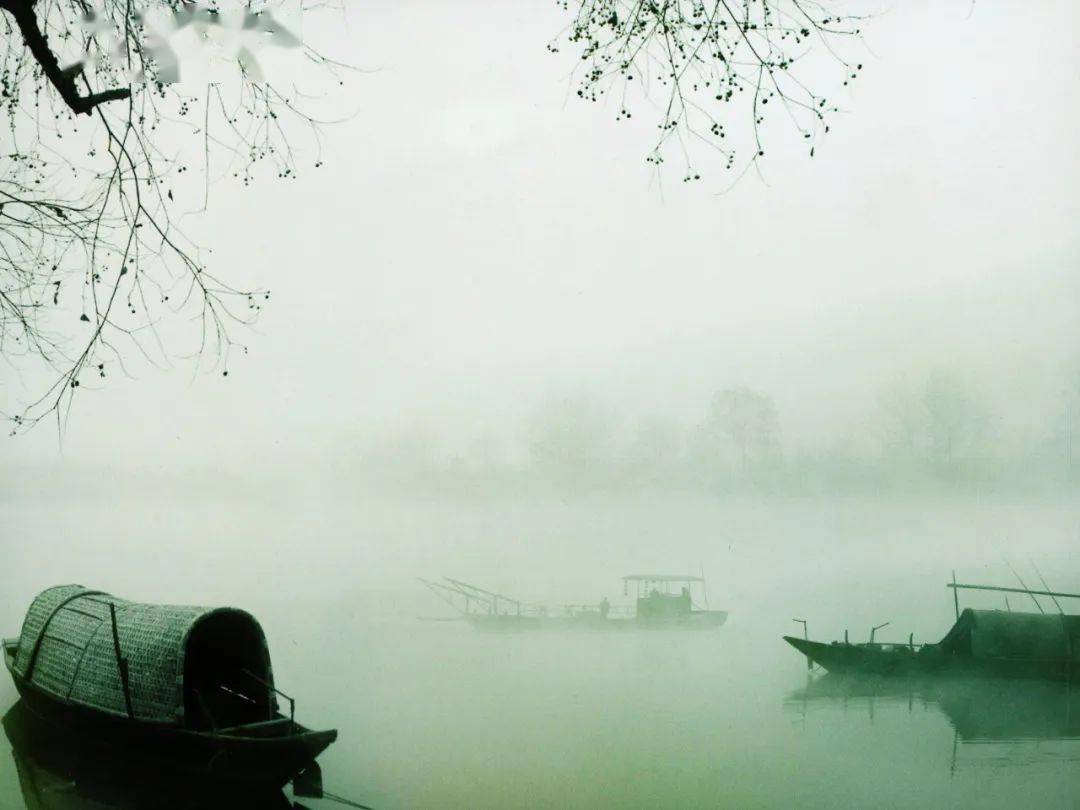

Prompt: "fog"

[1,1,1079,808]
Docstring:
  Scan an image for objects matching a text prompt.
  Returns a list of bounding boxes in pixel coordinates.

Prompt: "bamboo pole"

[444,579,521,614]
[1031,560,1065,615]
[1006,561,1046,614]
[946,583,1080,601]
[952,570,959,620]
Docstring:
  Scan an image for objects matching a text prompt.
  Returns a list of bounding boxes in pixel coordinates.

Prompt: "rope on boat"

[319,790,375,809]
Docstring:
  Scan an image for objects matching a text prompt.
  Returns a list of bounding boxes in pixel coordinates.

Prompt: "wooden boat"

[3,585,337,788]
[421,574,728,632]
[3,700,298,809]
[784,579,1080,683]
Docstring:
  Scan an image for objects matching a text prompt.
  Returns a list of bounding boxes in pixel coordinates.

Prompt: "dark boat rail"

[562,603,635,618]
[792,620,930,651]
[241,667,296,731]
[838,640,932,651]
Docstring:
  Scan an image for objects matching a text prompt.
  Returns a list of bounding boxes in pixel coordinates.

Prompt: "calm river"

[1,490,1078,808]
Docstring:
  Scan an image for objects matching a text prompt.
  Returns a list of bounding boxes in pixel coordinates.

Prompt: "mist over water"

[2,0,1079,807]
[2,486,1078,808]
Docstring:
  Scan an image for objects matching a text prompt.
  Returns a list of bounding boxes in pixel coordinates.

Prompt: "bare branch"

[0,0,131,114]
[1,1,350,434]
[554,0,867,180]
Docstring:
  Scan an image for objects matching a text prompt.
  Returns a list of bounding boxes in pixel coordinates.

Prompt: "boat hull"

[468,610,728,633]
[6,660,335,788]
[4,700,298,809]
[783,636,1078,682]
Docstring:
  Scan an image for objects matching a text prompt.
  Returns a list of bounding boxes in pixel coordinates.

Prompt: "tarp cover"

[938,608,1080,661]
[11,585,273,725]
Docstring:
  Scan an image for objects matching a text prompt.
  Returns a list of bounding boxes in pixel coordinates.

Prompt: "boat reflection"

[786,673,1080,772]
[2,700,314,809]
[787,673,1080,741]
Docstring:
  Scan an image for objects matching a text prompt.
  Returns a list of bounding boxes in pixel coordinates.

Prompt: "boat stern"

[204,724,339,787]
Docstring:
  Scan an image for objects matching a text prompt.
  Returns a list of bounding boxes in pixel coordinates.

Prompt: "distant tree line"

[344,368,1079,495]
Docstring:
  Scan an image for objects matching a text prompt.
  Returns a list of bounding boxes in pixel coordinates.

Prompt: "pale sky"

[4,0,1079,467]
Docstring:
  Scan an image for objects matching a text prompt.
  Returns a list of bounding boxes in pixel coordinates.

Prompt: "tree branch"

[0,0,131,115]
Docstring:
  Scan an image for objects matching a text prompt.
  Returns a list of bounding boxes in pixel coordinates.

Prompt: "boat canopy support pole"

[20,589,107,680]
[108,602,135,720]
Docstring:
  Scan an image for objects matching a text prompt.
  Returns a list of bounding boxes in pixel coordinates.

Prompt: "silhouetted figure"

[599,597,610,619]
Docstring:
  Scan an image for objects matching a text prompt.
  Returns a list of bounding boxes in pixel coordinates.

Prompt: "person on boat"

[599,597,610,619]
[681,586,691,613]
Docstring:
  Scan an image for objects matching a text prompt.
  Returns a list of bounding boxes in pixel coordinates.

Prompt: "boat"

[784,578,1080,682]
[2,584,337,788]
[2,700,300,809]
[420,574,728,632]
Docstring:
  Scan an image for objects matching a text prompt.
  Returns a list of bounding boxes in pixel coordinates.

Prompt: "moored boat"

[785,579,1080,683]
[421,574,728,632]
[3,584,337,787]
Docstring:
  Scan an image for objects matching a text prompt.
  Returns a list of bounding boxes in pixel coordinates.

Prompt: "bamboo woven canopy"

[11,585,276,726]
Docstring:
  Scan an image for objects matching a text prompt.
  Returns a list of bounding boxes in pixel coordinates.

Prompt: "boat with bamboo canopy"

[3,585,337,788]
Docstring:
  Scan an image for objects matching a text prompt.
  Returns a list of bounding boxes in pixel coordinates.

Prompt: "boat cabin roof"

[10,585,276,728]
[939,608,1080,661]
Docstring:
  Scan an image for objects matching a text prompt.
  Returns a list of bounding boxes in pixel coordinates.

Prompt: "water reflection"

[2,701,303,810]
[786,674,1080,772]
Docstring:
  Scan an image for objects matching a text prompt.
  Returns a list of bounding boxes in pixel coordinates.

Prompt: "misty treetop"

[709,386,781,470]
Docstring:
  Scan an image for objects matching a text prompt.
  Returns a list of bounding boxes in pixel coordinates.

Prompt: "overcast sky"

[4,0,1079,468]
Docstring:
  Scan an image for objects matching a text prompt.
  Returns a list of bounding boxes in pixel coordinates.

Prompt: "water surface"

[2,491,1077,808]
